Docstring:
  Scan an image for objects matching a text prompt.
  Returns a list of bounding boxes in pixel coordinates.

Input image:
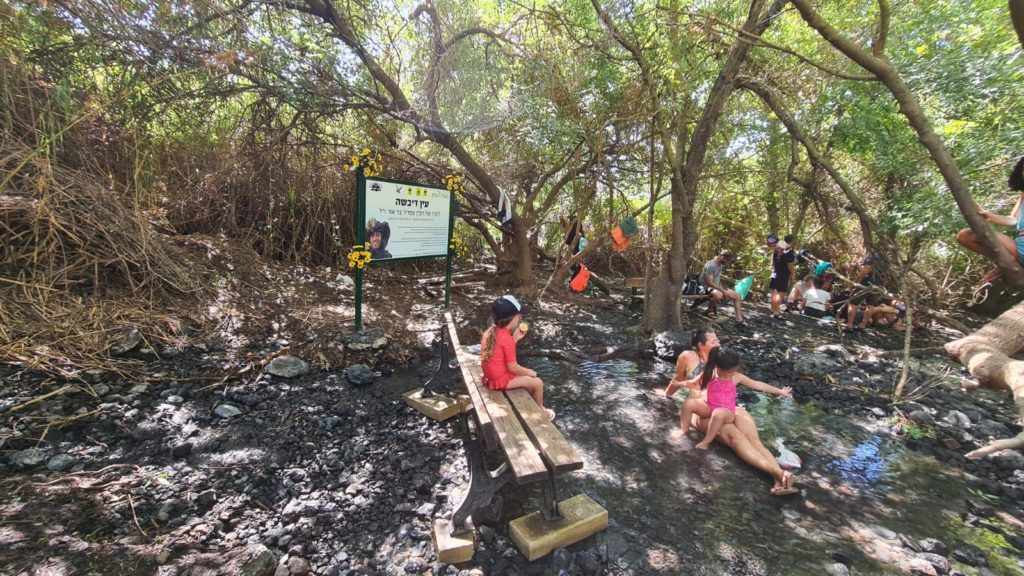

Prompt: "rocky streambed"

[1,290,1023,576]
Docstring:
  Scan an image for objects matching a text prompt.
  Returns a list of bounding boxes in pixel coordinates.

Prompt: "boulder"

[972,420,1011,440]
[793,354,839,378]
[345,364,375,387]
[266,356,311,379]
[343,329,388,352]
[908,410,935,426]
[109,329,143,356]
[951,543,987,567]
[8,448,48,469]
[214,404,243,418]
[990,449,1024,471]
[944,411,971,429]
[46,454,77,471]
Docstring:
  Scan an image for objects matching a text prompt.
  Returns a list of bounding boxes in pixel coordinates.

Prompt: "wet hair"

[803,274,815,283]
[1010,156,1024,192]
[690,329,714,349]
[700,347,741,390]
[481,315,517,362]
[812,276,824,289]
[784,234,794,244]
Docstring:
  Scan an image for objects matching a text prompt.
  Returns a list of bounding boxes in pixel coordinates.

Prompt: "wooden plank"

[624,278,645,289]
[505,390,584,474]
[480,387,549,484]
[444,313,547,484]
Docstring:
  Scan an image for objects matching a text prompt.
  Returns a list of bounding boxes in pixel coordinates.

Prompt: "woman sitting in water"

[665,329,798,495]
[680,347,792,450]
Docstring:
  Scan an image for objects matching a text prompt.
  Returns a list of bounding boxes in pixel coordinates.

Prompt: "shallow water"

[518,356,1002,575]
[389,349,1021,574]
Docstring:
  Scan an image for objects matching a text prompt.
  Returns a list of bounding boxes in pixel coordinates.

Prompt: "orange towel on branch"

[611,226,631,252]
[569,264,592,292]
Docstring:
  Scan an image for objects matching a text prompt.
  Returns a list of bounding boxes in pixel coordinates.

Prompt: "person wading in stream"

[664,329,797,495]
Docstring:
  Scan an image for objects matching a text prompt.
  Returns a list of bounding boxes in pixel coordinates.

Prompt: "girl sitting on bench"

[480,295,555,421]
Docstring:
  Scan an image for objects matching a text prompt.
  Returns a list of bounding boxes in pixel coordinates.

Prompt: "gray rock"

[282,499,319,521]
[944,410,971,429]
[161,346,181,358]
[909,558,938,576]
[824,563,850,576]
[46,454,77,471]
[870,407,885,417]
[918,538,948,555]
[336,275,354,288]
[9,448,48,468]
[345,364,375,387]
[197,489,217,507]
[652,332,687,361]
[343,329,388,352]
[214,404,243,418]
[908,410,935,425]
[267,356,311,379]
[917,552,950,575]
[129,384,149,395]
[973,420,1011,440]
[94,384,110,396]
[221,543,276,576]
[109,329,143,356]
[990,449,1024,471]
[814,344,848,358]
[81,369,108,383]
[793,354,839,377]
[287,556,311,575]
[951,543,987,567]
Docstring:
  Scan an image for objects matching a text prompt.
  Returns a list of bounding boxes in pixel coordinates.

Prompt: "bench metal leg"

[541,473,562,521]
[423,322,458,397]
[450,411,512,534]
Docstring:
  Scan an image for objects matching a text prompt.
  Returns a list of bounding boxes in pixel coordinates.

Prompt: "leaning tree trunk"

[945,299,1024,457]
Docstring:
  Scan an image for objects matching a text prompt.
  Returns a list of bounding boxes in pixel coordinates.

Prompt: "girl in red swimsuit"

[480,295,554,420]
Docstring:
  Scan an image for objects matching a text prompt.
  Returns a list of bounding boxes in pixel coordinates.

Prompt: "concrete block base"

[432,520,475,564]
[403,388,460,421]
[509,494,608,561]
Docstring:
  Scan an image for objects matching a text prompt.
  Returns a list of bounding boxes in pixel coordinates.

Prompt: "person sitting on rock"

[801,276,831,319]
[480,295,554,420]
[954,156,1024,298]
[787,274,814,311]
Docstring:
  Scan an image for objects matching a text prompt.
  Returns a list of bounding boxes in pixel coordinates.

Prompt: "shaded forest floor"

[2,236,1024,576]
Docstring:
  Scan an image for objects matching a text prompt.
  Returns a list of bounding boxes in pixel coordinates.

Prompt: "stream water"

[380,349,1020,575]
[514,356,1003,575]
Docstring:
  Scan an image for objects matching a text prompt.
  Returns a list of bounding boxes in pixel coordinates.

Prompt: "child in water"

[680,347,791,449]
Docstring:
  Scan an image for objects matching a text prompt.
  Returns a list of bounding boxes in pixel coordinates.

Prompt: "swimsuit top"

[706,377,737,411]
[688,358,705,379]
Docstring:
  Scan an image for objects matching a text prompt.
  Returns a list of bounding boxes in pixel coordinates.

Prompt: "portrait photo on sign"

[365,218,392,260]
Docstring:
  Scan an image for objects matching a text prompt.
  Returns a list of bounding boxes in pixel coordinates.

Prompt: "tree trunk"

[641,0,786,332]
[945,299,1024,457]
[1011,0,1024,51]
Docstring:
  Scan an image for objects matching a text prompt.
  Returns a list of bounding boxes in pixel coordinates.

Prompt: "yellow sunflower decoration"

[350,147,382,177]
[443,173,466,196]
[347,242,372,269]
[448,235,468,259]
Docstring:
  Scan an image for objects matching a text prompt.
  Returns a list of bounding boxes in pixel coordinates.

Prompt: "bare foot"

[665,381,680,397]
[771,470,799,496]
[695,440,712,450]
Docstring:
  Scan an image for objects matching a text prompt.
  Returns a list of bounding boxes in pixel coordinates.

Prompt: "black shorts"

[769,274,790,293]
[850,289,878,306]
[802,307,826,318]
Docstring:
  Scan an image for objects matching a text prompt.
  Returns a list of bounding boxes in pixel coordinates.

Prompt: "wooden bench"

[430,312,606,561]
[625,277,712,304]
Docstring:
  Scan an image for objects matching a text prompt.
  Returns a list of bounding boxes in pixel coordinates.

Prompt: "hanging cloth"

[569,264,592,292]
[497,190,513,225]
[611,226,631,252]
[619,216,640,238]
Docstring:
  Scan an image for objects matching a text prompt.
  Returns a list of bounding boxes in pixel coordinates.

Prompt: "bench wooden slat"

[480,388,550,484]
[625,278,646,289]
[505,390,584,474]
[451,336,495,442]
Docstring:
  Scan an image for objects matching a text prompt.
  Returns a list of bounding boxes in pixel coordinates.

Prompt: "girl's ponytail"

[700,347,720,390]
[481,326,497,362]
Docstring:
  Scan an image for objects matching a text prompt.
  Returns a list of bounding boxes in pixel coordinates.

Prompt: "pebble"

[267,356,312,378]
[214,404,243,418]
[46,453,77,471]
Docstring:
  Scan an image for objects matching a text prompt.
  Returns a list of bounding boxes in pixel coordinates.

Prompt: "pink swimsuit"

[706,377,737,413]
